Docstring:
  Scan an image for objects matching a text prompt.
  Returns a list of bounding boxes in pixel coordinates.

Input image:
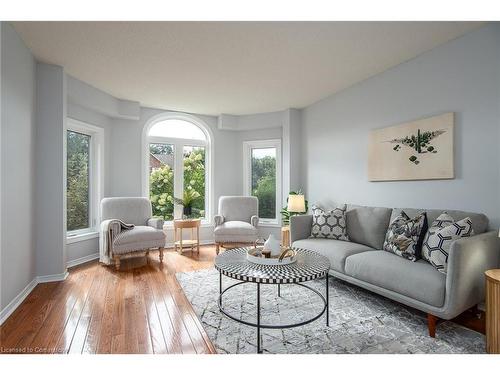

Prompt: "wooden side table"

[174,218,201,254]
[486,269,500,354]
[281,226,290,248]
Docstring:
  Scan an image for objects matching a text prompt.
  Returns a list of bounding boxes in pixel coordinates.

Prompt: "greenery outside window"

[146,117,210,223]
[66,119,104,241]
[243,139,282,226]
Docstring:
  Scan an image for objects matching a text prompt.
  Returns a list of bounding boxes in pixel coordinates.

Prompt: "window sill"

[259,222,281,228]
[67,231,99,244]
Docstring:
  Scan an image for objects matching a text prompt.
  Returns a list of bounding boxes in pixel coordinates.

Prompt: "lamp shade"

[287,194,305,213]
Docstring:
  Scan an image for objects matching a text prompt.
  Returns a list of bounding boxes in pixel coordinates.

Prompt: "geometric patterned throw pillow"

[383,211,427,262]
[310,205,349,241]
[422,215,474,274]
[421,212,455,262]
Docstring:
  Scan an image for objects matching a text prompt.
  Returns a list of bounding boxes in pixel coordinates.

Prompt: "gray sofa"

[290,204,500,337]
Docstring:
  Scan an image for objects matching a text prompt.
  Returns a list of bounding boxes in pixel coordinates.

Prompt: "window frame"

[242,139,282,227]
[66,118,104,243]
[142,113,213,227]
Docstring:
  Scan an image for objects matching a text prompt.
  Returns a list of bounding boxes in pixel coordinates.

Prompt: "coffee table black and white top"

[214,247,331,353]
[214,247,330,284]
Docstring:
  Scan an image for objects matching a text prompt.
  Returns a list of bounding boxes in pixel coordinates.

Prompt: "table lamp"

[287,194,306,214]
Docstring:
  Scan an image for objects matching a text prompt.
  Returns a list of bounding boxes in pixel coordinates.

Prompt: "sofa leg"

[159,247,164,263]
[216,243,220,255]
[114,256,121,271]
[427,313,438,338]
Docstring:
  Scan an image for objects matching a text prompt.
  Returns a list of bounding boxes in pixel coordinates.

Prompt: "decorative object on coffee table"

[264,234,281,256]
[173,218,200,253]
[214,247,330,353]
[246,247,296,265]
[485,269,500,353]
[368,112,454,181]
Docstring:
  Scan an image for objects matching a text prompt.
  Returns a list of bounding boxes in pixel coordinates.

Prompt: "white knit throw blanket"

[99,219,135,265]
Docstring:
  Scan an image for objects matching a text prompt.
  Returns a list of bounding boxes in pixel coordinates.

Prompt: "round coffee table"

[214,247,331,353]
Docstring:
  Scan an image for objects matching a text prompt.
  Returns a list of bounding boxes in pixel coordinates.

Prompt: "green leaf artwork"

[388,128,445,165]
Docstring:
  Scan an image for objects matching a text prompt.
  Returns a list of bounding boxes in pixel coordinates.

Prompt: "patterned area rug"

[176,268,485,354]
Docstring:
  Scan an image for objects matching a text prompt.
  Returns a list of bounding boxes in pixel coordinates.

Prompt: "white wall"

[34,63,67,277]
[301,24,500,228]
[0,23,36,311]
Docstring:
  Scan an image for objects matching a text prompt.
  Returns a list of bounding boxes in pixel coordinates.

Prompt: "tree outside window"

[67,130,90,231]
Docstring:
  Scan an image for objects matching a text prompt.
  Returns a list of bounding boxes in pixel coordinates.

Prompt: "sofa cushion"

[344,251,446,307]
[346,205,392,249]
[391,208,488,235]
[292,238,373,273]
[310,205,349,241]
[382,211,427,262]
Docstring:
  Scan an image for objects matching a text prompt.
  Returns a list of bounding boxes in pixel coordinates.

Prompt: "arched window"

[143,114,212,224]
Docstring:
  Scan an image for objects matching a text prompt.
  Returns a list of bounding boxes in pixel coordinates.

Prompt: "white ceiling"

[12,22,484,116]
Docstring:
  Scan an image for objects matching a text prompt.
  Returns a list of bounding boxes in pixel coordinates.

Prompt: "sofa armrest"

[147,217,164,230]
[444,230,500,318]
[290,215,313,243]
[251,215,259,228]
[214,215,225,227]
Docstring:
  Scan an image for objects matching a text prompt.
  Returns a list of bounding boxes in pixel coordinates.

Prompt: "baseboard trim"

[0,278,38,326]
[67,253,99,268]
[37,271,69,284]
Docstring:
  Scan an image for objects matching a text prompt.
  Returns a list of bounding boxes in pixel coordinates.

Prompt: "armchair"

[213,196,259,254]
[100,197,166,270]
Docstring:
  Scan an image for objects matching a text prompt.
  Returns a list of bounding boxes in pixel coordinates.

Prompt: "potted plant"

[280,190,308,226]
[174,189,201,218]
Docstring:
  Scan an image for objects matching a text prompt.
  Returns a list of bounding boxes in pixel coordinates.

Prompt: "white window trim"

[142,112,214,226]
[243,139,282,227]
[66,118,104,243]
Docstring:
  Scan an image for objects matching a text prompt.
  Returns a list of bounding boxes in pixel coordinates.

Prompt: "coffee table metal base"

[218,271,329,353]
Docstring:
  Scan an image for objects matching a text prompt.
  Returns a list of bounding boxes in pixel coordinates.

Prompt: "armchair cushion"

[112,226,165,254]
[147,217,164,230]
[214,221,258,243]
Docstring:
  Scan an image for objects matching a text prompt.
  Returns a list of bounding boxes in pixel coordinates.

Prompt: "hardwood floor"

[0,246,217,354]
[0,244,485,354]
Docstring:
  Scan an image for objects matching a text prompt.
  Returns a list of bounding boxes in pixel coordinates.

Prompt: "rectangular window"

[149,143,175,221]
[183,146,206,219]
[243,139,281,225]
[66,119,104,240]
[67,130,91,231]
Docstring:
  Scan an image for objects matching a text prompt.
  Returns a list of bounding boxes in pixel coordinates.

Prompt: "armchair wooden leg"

[427,313,438,338]
[114,256,121,271]
[159,247,164,263]
[216,243,220,255]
